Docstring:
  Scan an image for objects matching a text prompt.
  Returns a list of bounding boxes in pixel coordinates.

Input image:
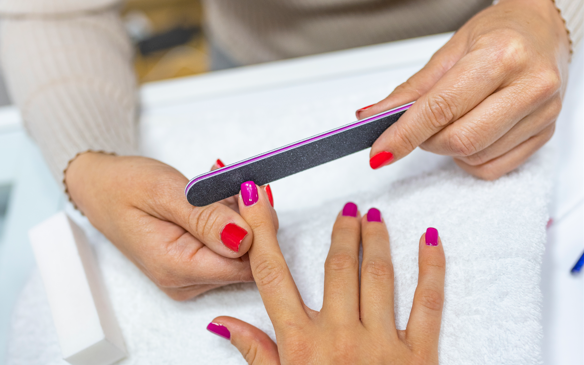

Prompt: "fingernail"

[216,159,225,168]
[367,208,382,222]
[355,104,375,118]
[342,202,358,217]
[265,184,274,207]
[425,227,439,246]
[207,322,230,340]
[369,151,394,169]
[221,223,248,252]
[241,181,259,206]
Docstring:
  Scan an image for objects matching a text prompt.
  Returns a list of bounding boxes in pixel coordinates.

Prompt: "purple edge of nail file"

[185,102,414,207]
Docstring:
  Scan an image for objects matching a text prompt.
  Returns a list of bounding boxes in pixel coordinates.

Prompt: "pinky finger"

[208,316,280,365]
[454,124,555,181]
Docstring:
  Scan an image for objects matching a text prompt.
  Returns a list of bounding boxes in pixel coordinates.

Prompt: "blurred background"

[0,0,209,108]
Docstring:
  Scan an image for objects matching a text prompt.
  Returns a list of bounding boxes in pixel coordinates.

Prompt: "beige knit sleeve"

[555,0,583,53]
[0,3,138,187]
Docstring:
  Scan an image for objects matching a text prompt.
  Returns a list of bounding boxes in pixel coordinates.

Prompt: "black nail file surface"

[185,102,413,206]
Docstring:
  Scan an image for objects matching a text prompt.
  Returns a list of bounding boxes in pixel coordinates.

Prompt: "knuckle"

[537,68,562,99]
[543,123,556,141]
[242,341,261,364]
[549,97,563,117]
[424,94,457,129]
[484,30,529,69]
[393,124,418,152]
[363,260,394,280]
[253,257,287,289]
[189,204,221,238]
[418,288,444,313]
[447,130,480,156]
[325,252,359,272]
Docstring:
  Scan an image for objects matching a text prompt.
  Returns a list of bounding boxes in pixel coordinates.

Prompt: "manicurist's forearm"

[0,6,138,186]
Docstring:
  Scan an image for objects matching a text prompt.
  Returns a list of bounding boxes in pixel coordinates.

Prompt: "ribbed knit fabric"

[0,0,580,187]
[204,0,491,64]
[0,9,138,185]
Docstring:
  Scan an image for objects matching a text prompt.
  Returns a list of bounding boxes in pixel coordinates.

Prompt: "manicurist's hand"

[208,181,446,364]
[359,0,571,180]
[66,152,276,300]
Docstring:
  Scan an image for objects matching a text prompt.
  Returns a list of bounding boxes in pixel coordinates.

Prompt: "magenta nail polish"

[426,227,438,246]
[241,181,258,206]
[207,322,231,340]
[367,208,382,222]
[342,202,358,217]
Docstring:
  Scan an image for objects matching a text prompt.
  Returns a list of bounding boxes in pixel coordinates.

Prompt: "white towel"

[7,154,552,365]
[7,67,554,364]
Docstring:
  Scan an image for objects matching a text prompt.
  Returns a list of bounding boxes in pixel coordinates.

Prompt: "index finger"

[370,48,511,167]
[237,181,308,330]
[406,228,445,358]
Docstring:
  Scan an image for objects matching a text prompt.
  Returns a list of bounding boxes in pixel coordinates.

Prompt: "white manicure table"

[0,33,581,364]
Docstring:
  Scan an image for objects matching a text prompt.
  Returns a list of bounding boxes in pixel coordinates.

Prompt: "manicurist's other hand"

[359,0,571,180]
[66,152,276,300]
[208,182,446,365]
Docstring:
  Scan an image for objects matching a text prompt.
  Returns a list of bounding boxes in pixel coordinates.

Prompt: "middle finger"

[321,202,362,323]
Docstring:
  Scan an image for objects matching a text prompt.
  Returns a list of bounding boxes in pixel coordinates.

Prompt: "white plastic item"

[29,212,126,365]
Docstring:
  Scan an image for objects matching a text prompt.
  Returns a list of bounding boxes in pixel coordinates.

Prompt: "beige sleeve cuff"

[555,0,583,53]
[0,9,138,187]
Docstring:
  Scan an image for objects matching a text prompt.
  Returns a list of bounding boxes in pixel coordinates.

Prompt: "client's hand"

[208,181,446,364]
[66,152,276,300]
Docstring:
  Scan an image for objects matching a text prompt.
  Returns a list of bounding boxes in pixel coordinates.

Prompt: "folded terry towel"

[7,152,551,365]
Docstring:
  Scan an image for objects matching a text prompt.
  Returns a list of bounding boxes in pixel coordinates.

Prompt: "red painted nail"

[355,104,375,119]
[265,184,274,207]
[220,223,247,252]
[216,159,225,168]
[369,151,393,169]
[425,227,439,246]
[207,322,231,340]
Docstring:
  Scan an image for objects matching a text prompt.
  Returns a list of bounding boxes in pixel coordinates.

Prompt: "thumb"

[207,316,280,365]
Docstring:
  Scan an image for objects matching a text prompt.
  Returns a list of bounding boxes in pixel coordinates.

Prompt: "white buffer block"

[29,212,126,365]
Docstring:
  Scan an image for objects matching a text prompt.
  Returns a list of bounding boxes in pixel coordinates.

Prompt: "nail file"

[185,102,414,206]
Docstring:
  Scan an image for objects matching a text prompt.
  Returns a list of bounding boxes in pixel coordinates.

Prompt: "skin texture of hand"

[65,152,277,300]
[209,183,446,365]
[358,0,571,180]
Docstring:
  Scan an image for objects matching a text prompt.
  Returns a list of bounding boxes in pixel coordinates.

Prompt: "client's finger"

[238,181,308,330]
[322,202,362,321]
[359,208,396,333]
[207,316,280,365]
[406,228,445,359]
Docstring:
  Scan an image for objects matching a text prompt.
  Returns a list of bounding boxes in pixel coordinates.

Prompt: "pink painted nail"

[207,322,230,340]
[241,181,258,206]
[342,202,358,217]
[367,208,382,222]
[425,227,438,246]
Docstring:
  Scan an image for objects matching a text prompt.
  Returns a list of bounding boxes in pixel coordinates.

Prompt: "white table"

[0,32,581,363]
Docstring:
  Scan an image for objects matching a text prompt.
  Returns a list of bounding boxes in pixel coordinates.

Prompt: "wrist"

[498,0,571,51]
[64,151,116,213]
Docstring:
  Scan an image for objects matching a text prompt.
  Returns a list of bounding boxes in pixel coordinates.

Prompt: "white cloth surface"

[6,66,554,364]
